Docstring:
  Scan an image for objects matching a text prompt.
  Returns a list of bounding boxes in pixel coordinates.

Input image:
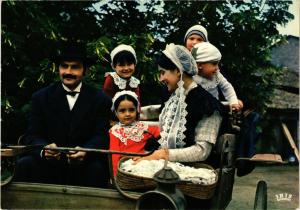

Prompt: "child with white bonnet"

[109,90,160,176]
[184,24,243,110]
[103,44,141,104]
[192,42,243,111]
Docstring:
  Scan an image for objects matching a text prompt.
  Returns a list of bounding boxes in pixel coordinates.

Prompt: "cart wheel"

[254,180,267,210]
[1,157,16,186]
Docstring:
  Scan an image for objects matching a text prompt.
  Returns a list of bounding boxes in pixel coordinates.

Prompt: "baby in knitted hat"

[184,24,208,51]
[192,42,243,111]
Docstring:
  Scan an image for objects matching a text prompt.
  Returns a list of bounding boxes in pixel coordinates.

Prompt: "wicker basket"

[177,163,218,199]
[116,157,156,190]
[116,157,218,199]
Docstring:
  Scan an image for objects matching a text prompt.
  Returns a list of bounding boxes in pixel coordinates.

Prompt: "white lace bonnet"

[111,90,140,112]
[110,44,137,66]
[163,44,198,75]
[158,44,198,149]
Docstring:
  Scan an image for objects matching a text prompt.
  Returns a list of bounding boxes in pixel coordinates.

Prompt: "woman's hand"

[133,149,168,164]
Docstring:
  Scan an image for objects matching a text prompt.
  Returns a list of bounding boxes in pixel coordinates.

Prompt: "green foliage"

[1,0,294,143]
[154,0,293,111]
[1,1,101,143]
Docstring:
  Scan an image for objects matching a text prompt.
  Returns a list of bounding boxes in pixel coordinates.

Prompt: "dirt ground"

[226,164,299,210]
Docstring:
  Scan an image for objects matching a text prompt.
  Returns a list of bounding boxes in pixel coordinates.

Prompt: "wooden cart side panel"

[1,182,137,209]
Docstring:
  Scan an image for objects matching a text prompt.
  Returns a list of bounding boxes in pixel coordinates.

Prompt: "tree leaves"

[1,0,294,143]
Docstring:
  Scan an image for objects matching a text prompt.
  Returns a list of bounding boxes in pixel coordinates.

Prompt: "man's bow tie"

[65,91,79,97]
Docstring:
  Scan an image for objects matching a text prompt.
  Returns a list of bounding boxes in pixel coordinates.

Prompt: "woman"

[134,44,224,163]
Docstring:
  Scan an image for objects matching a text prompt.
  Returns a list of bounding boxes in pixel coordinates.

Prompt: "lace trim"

[159,80,187,149]
[110,121,148,145]
[109,72,140,89]
[194,71,220,90]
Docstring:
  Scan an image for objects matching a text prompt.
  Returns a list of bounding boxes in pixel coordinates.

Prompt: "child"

[184,24,243,110]
[103,44,141,103]
[109,90,160,176]
[184,24,208,51]
[192,42,243,110]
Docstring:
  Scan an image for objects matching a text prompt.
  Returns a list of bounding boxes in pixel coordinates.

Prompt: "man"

[14,41,112,187]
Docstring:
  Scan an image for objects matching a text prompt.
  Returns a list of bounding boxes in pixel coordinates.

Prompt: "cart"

[1,108,281,210]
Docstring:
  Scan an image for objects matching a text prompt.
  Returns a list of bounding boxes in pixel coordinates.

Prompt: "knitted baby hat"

[184,25,208,44]
[192,42,221,63]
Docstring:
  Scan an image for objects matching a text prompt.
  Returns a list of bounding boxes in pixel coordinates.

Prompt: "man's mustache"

[63,74,77,79]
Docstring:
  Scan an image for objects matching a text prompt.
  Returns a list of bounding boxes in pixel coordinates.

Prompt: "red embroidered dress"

[109,121,160,176]
[103,72,141,103]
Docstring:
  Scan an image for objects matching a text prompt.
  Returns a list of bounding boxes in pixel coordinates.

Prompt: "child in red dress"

[109,91,160,176]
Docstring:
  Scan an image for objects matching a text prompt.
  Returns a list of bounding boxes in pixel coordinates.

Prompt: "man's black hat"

[53,41,95,67]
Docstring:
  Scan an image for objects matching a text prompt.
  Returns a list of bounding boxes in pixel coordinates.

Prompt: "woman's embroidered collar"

[110,121,148,145]
[109,72,140,89]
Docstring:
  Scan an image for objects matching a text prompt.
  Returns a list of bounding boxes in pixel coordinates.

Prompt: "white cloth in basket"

[120,159,217,185]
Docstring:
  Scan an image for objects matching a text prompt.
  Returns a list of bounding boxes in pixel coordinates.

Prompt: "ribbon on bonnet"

[158,43,198,149]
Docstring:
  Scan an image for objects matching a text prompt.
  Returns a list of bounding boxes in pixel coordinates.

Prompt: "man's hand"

[44,143,61,160]
[67,146,87,163]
